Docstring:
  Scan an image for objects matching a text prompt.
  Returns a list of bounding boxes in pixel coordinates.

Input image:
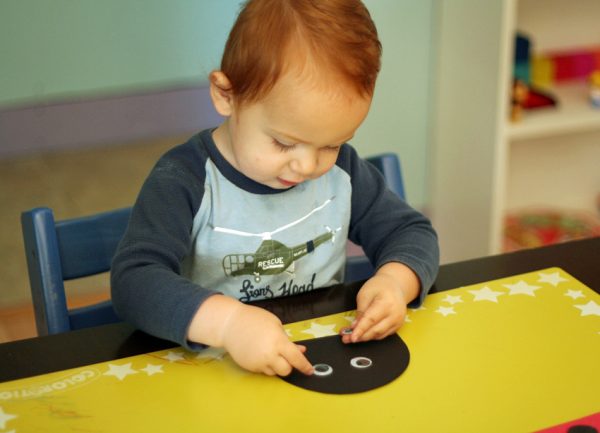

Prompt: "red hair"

[220,0,381,105]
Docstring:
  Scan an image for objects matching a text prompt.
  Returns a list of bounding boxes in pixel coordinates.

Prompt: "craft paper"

[282,333,410,394]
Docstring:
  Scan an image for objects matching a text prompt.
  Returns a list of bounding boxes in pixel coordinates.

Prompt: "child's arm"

[341,262,419,343]
[337,145,439,342]
[188,295,314,376]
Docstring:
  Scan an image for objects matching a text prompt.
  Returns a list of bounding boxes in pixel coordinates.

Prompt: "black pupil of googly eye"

[350,356,372,369]
[313,363,333,376]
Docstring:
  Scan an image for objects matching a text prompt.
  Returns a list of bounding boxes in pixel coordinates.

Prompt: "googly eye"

[312,363,333,376]
[350,356,372,369]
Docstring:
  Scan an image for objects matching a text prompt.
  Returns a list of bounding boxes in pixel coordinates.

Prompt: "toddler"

[111,0,439,377]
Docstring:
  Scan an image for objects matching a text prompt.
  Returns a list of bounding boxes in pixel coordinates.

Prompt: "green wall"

[358,1,434,209]
[0,0,434,208]
[0,0,240,106]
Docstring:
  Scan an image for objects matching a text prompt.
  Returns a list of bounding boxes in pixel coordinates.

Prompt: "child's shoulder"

[335,142,359,166]
[154,129,212,167]
[148,129,214,184]
[335,142,369,175]
[160,129,212,162]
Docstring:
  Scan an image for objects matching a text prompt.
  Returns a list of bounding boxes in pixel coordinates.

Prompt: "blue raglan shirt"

[111,129,439,350]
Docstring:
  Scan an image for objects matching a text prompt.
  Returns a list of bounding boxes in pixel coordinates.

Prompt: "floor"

[0,135,187,343]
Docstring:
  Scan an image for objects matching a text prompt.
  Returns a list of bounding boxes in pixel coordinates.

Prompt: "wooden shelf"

[507,82,600,141]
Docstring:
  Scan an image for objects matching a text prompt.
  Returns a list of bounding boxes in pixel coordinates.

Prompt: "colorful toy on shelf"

[503,208,600,252]
[530,45,600,86]
[550,49,600,83]
[531,54,555,90]
[511,33,558,120]
[513,33,531,84]
[510,79,529,122]
[589,70,600,108]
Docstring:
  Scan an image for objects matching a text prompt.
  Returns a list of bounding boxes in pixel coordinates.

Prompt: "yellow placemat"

[1,268,599,433]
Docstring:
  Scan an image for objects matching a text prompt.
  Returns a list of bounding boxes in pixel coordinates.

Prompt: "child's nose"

[290,148,318,176]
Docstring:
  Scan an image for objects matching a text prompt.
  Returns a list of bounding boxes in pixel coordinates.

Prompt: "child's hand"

[342,262,420,344]
[188,295,313,377]
[222,303,314,376]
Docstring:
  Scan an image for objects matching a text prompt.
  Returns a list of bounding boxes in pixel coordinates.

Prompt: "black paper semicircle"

[282,333,410,394]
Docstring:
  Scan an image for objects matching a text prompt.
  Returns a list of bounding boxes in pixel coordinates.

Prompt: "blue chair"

[21,207,131,335]
[344,153,406,283]
[365,153,405,200]
[21,153,403,335]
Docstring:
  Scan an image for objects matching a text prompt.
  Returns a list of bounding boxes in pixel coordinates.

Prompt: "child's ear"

[209,71,235,117]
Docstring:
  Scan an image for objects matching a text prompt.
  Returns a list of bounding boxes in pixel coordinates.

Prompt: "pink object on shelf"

[552,53,575,81]
[549,47,600,82]
[594,50,600,69]
[572,52,596,78]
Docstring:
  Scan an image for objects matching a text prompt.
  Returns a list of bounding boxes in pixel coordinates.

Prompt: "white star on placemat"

[503,280,541,296]
[574,300,600,317]
[538,271,568,286]
[468,286,504,303]
[0,406,17,429]
[162,351,185,362]
[140,364,164,376]
[565,289,585,300]
[342,313,356,322]
[103,363,138,381]
[441,294,463,305]
[301,322,337,338]
[435,306,457,317]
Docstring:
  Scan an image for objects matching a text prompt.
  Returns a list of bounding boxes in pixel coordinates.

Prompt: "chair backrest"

[21,207,131,335]
[344,153,406,283]
[365,153,406,200]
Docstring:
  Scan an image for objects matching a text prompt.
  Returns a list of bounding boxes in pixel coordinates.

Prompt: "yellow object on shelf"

[531,54,555,90]
[590,70,600,108]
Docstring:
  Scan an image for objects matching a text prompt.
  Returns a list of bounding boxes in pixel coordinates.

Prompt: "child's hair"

[220,0,382,105]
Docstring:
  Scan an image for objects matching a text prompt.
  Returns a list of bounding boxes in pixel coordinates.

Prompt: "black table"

[2,237,598,383]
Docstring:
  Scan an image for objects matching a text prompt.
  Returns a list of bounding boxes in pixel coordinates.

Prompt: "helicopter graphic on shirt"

[222,228,339,282]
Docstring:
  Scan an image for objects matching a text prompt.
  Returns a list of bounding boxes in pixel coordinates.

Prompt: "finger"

[360,318,396,341]
[355,289,376,322]
[351,302,388,342]
[362,308,406,341]
[270,355,293,377]
[340,327,354,344]
[281,343,313,375]
[263,366,277,376]
[296,344,307,353]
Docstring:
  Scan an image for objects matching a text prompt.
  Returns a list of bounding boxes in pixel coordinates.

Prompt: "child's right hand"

[188,295,313,376]
[222,303,314,376]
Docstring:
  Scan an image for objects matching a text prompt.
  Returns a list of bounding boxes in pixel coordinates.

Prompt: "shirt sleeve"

[110,138,219,350]
[337,145,440,306]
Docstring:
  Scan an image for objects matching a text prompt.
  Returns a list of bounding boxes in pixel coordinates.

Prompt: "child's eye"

[273,139,296,152]
[323,145,341,152]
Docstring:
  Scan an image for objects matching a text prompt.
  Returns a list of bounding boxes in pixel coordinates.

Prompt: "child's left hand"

[342,262,420,344]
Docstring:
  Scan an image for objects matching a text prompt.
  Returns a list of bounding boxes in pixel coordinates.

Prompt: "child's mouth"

[278,178,301,187]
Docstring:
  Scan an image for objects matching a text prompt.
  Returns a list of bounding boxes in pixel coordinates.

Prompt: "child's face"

[212,72,372,189]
